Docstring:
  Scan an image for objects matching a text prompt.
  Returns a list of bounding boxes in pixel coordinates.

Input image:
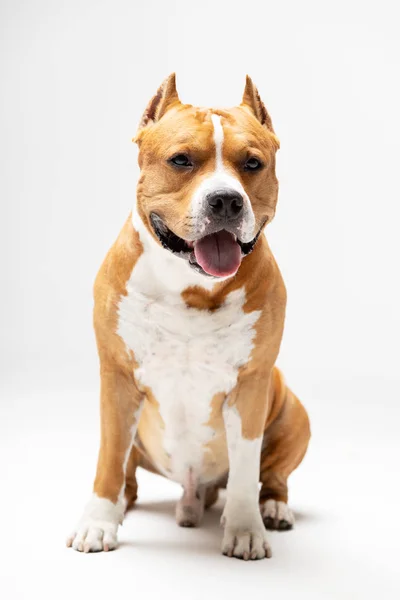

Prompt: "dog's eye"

[169,154,193,168]
[244,157,263,171]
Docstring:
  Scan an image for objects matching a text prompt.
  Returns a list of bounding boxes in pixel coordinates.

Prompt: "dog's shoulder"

[94,214,142,299]
[93,215,142,365]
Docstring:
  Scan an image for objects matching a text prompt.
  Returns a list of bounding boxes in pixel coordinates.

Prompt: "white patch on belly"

[117,214,261,484]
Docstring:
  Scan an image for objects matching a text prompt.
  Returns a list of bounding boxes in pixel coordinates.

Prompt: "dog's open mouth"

[150,213,265,278]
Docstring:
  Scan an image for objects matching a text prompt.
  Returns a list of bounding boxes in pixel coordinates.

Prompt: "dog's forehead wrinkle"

[164,108,256,152]
[172,132,198,144]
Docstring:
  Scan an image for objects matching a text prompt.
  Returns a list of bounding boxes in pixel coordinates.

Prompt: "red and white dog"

[67,74,310,560]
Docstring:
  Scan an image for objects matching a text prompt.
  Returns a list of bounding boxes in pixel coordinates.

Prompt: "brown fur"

[90,74,310,526]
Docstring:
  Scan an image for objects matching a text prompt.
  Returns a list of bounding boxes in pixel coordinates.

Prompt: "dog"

[67,74,310,560]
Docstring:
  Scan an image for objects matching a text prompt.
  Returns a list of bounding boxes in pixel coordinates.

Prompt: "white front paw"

[67,495,123,553]
[67,521,118,553]
[221,504,271,560]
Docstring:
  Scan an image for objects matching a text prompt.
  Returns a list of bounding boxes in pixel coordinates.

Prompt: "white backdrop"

[1,1,400,599]
[2,0,400,387]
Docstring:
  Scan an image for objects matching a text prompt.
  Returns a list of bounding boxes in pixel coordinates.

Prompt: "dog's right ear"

[134,73,180,143]
[241,75,275,133]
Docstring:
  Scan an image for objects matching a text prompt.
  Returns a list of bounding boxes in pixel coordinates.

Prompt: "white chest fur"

[116,217,261,484]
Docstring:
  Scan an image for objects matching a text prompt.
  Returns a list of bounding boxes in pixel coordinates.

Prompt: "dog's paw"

[261,499,294,531]
[221,504,272,560]
[222,522,272,560]
[67,522,118,553]
[176,501,203,528]
[175,488,205,528]
[66,495,123,553]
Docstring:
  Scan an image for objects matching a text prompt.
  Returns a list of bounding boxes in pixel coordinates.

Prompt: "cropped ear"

[241,75,275,133]
[135,73,180,141]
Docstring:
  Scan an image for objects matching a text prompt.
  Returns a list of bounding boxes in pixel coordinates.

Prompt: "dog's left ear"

[241,75,275,133]
[135,73,180,143]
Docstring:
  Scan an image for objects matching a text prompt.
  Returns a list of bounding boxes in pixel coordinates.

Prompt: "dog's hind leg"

[259,370,310,531]
[124,446,141,510]
[204,484,219,510]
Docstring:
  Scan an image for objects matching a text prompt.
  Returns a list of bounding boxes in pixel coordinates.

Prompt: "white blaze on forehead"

[190,112,256,243]
[211,113,224,170]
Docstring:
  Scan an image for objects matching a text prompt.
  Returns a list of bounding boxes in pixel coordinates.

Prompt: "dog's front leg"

[67,363,143,553]
[221,374,271,560]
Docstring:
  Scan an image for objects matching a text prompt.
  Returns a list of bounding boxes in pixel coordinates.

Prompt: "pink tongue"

[194,231,242,277]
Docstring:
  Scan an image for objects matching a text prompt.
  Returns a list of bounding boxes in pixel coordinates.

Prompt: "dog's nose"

[207,190,244,220]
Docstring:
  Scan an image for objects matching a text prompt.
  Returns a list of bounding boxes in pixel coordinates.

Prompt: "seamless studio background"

[1,1,399,599]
